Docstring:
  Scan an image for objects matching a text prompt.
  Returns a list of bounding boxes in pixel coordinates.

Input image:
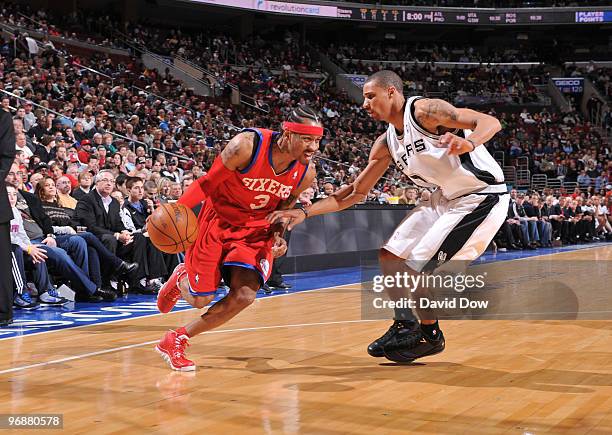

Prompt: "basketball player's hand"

[272,232,287,258]
[267,209,305,231]
[438,132,474,155]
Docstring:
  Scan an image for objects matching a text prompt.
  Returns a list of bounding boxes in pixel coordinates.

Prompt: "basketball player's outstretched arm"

[415,98,502,155]
[178,132,255,208]
[267,133,392,229]
[268,163,317,256]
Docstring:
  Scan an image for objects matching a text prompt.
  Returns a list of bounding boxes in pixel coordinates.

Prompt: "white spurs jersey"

[386,96,506,200]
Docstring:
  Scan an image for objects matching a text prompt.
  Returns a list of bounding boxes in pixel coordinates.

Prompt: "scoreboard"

[337,7,612,25]
[184,1,612,25]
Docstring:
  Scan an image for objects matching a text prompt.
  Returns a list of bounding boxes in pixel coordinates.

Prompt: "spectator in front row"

[8,184,51,309]
[36,176,138,299]
[525,194,552,248]
[509,193,538,249]
[122,177,177,288]
[593,195,612,238]
[74,170,162,294]
[5,179,101,303]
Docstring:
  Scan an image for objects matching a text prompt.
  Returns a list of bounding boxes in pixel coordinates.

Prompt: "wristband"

[295,202,309,217]
[466,138,477,151]
[27,245,32,255]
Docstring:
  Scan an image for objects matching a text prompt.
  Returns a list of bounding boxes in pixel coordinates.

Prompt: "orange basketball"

[147,203,199,254]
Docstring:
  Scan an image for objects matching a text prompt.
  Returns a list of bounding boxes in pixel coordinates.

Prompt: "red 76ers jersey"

[209,128,308,227]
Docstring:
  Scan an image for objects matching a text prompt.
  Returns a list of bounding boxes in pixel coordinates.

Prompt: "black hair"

[115,173,128,187]
[287,104,322,125]
[364,70,403,94]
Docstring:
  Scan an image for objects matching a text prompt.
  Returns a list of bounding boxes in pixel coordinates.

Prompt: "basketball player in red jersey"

[154,106,321,371]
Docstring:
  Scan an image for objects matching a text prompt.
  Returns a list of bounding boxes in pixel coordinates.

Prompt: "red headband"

[283,122,323,136]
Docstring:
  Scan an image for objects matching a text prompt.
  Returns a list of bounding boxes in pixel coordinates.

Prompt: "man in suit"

[75,170,156,294]
[5,163,116,303]
[0,109,16,326]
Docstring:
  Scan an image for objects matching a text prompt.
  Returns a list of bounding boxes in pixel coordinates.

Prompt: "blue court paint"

[2,242,608,340]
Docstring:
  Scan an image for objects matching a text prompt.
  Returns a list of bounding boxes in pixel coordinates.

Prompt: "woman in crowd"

[35,176,138,293]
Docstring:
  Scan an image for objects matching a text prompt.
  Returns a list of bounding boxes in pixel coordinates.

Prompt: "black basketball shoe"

[367,320,419,357]
[383,327,445,363]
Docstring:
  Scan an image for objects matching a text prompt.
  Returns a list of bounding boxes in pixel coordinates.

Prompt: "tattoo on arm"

[222,132,252,160]
[421,99,462,125]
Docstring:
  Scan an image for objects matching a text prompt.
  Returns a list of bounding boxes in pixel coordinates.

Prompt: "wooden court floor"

[1,246,612,434]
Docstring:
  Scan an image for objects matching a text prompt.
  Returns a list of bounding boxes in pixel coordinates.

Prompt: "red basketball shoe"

[156,328,196,371]
[157,263,186,313]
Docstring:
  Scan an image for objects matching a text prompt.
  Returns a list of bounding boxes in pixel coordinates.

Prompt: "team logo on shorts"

[194,274,199,284]
[292,171,298,179]
[260,259,270,277]
[436,251,447,266]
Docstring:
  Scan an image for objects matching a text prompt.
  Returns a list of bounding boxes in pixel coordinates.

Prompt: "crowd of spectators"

[340,60,548,104]
[0,2,609,313]
[326,42,554,64]
[567,63,611,101]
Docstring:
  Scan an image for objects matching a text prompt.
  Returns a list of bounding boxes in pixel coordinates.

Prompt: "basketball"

[147,203,198,254]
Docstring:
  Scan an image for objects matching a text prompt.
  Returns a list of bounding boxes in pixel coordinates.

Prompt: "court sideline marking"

[0,282,363,342]
[0,244,606,343]
[0,318,380,375]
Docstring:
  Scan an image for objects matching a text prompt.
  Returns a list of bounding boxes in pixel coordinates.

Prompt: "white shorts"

[383,190,510,272]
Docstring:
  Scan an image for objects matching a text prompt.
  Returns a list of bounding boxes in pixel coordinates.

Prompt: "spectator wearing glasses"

[162,158,182,183]
[75,170,157,294]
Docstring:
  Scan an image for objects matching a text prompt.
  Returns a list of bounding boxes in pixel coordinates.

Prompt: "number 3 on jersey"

[250,194,270,209]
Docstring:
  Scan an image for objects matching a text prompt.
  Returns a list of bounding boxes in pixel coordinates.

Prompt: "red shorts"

[184,203,274,296]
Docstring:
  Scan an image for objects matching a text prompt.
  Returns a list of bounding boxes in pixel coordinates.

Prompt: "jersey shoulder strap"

[238,127,275,174]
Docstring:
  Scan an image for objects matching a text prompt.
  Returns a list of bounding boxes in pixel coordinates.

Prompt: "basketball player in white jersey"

[268,70,510,362]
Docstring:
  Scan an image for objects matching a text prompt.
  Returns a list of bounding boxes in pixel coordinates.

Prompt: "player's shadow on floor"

[216,351,612,394]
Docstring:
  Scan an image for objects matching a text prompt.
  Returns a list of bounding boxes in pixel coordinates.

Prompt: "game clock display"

[338,7,611,25]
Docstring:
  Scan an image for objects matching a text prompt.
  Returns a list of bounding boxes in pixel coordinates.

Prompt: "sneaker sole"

[155,345,196,372]
[39,301,69,306]
[383,343,445,363]
[14,305,40,310]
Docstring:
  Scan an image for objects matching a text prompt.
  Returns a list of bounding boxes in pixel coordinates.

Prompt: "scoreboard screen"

[337,7,611,25]
[183,1,612,25]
